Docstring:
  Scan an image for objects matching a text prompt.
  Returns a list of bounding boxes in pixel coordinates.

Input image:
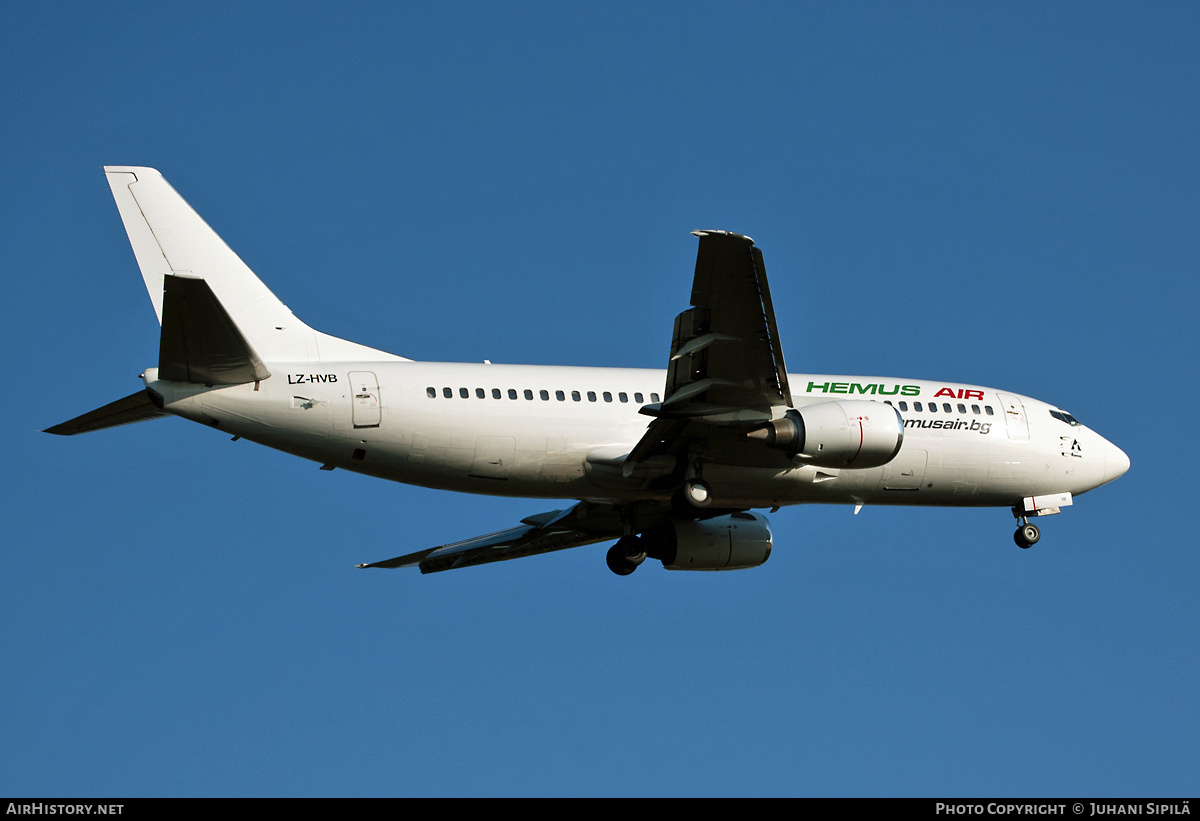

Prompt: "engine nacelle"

[643,512,773,571]
[747,400,904,469]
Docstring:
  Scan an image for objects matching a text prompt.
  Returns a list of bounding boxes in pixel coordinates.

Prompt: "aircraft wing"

[356,503,618,574]
[624,230,793,473]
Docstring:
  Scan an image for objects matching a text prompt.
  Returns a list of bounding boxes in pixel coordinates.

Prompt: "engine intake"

[747,400,904,469]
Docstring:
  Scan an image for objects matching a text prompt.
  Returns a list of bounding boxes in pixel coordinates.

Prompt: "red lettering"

[934,388,957,398]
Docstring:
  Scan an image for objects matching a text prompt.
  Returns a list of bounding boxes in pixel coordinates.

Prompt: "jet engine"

[639,512,773,571]
[746,400,904,469]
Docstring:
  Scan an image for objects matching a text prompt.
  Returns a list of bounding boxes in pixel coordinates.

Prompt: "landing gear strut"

[1011,502,1043,549]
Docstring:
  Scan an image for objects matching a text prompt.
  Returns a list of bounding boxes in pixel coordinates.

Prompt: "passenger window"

[930,403,938,413]
[572,391,581,402]
[634,392,644,403]
[914,402,923,412]
[898,401,907,411]
[427,387,436,398]
[539,389,549,401]
[492,388,502,399]
[957,403,966,414]
[619,392,628,403]
[524,389,533,400]
[971,404,980,414]
[556,390,565,401]
[443,387,453,398]
[587,391,597,402]
[603,391,612,402]
[459,387,469,399]
[943,403,952,413]
[985,406,994,416]
[508,389,517,400]
[476,388,485,399]
[651,393,661,402]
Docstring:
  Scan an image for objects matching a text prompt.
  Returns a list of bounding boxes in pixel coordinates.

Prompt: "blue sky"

[2,2,1196,797]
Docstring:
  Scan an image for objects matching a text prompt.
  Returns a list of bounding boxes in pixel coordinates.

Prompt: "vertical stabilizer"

[103,167,406,364]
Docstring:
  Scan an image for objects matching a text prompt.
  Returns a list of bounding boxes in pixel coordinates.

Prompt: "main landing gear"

[606,536,646,576]
[683,479,712,508]
[675,457,712,511]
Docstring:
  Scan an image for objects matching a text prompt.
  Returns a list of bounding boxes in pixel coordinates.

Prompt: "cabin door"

[350,371,381,428]
[997,393,1029,442]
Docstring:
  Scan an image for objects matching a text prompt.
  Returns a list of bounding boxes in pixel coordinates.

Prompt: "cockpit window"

[1050,409,1082,426]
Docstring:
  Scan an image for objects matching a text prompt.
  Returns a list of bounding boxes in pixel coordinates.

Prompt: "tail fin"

[104,167,405,364]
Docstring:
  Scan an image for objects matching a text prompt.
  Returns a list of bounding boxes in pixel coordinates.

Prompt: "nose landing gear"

[1014,521,1041,549]
[1010,493,1071,549]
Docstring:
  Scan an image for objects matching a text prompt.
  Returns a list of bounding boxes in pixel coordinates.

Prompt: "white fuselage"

[145,361,1128,510]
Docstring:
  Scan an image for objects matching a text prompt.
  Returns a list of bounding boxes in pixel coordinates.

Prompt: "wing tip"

[691,229,755,244]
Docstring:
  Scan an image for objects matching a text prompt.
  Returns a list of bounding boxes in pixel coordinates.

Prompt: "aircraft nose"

[1101,439,1130,485]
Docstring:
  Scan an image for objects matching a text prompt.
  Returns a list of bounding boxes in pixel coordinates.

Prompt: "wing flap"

[623,230,794,476]
[357,503,618,574]
[666,230,792,414]
[356,524,536,571]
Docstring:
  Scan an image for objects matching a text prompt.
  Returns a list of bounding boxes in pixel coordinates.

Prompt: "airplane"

[47,167,1130,576]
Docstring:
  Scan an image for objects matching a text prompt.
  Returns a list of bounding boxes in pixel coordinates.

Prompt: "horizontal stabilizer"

[159,274,271,385]
[44,390,169,436]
